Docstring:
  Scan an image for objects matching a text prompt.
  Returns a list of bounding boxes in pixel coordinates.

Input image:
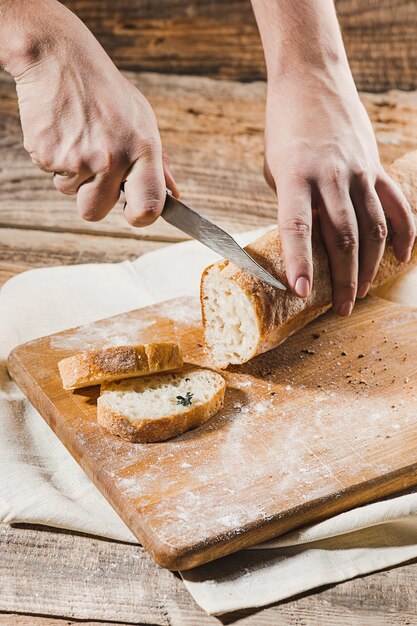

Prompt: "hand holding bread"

[201,152,417,368]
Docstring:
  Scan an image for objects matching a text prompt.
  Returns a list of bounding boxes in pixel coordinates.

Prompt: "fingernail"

[295,277,310,298]
[339,301,353,317]
[357,282,370,299]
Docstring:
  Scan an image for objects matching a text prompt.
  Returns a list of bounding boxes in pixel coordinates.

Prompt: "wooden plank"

[7,296,417,570]
[0,616,135,626]
[0,524,171,625]
[60,0,417,91]
[1,72,417,241]
[1,525,417,625]
[0,227,166,288]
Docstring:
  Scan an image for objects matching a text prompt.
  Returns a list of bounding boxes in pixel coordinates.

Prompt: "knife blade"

[162,192,286,291]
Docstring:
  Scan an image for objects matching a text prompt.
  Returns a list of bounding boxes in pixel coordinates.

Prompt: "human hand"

[264,66,416,315]
[3,0,178,227]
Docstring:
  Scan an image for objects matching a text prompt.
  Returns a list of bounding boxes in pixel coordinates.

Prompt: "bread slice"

[97,368,226,443]
[58,342,183,390]
[201,151,417,368]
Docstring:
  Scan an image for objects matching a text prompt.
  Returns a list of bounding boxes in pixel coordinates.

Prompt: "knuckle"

[351,166,368,186]
[57,186,76,196]
[78,205,102,222]
[322,163,346,189]
[285,163,308,180]
[126,194,162,226]
[125,214,144,227]
[141,199,162,220]
[294,254,311,267]
[367,221,388,243]
[33,146,54,170]
[280,217,311,237]
[53,177,66,191]
[334,229,358,253]
[338,279,357,293]
[29,149,44,167]
[136,138,160,163]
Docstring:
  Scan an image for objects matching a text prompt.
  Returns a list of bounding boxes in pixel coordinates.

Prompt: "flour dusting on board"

[382,311,417,328]
[153,299,201,325]
[50,317,157,350]
[112,366,416,545]
[31,295,417,561]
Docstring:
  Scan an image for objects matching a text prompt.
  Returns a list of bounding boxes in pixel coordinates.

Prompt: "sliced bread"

[58,342,183,390]
[97,367,226,443]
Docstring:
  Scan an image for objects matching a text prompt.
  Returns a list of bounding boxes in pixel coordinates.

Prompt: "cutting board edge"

[7,296,417,571]
[10,346,417,571]
[6,349,169,560]
[142,466,417,570]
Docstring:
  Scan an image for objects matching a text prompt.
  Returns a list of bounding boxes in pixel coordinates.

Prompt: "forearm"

[250,0,351,81]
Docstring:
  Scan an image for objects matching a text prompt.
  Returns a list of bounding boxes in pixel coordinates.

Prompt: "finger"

[164,164,180,199]
[124,140,166,227]
[319,184,359,316]
[53,170,94,196]
[76,172,122,222]
[375,173,416,262]
[350,182,387,299]
[276,177,313,298]
[264,159,276,192]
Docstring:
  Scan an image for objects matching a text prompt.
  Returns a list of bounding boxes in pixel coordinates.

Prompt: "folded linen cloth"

[1,228,417,616]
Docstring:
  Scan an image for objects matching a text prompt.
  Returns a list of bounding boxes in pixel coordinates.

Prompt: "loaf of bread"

[201,152,417,368]
[58,342,183,390]
[97,367,226,443]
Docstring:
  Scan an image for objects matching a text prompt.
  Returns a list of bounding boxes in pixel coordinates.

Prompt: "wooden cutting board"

[7,295,417,570]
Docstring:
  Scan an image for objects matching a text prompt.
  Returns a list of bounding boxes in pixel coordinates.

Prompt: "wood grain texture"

[61,0,417,91]
[0,525,171,625]
[1,71,417,246]
[7,296,417,570]
[0,616,134,626]
[0,20,417,619]
[1,524,417,625]
[0,228,165,288]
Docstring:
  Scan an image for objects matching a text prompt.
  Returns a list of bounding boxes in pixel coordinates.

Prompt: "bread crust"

[201,151,417,368]
[97,369,226,443]
[58,342,183,390]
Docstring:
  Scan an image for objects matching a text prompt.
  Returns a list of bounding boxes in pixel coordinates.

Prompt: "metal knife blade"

[162,192,286,291]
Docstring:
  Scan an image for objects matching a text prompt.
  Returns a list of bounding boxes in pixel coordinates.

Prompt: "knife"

[162,191,286,291]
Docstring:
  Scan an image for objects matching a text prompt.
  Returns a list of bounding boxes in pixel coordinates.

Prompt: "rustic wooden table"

[2,68,417,626]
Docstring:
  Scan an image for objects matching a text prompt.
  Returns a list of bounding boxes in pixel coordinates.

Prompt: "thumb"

[124,139,166,227]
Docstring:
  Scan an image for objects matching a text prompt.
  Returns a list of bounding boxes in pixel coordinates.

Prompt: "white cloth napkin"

[1,229,417,616]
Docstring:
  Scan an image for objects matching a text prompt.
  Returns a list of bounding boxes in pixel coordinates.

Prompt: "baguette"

[58,342,183,390]
[201,151,417,368]
[97,368,226,443]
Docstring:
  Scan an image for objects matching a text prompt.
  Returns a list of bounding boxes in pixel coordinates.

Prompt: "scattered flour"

[152,298,201,325]
[382,311,417,328]
[50,317,156,350]
[235,379,253,389]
